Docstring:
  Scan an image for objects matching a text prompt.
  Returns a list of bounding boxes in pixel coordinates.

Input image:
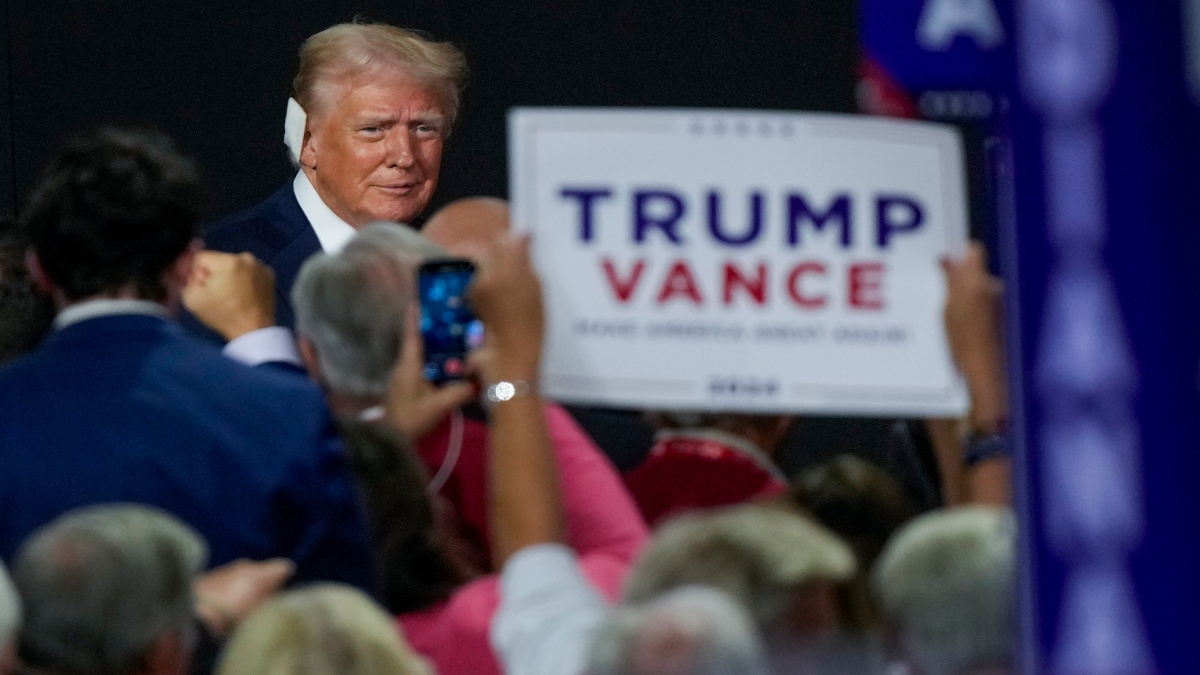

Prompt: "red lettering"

[786,262,828,308]
[656,260,705,305]
[722,262,767,305]
[601,257,646,303]
[849,262,885,309]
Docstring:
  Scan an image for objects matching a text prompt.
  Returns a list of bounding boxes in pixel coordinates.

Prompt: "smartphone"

[418,258,485,384]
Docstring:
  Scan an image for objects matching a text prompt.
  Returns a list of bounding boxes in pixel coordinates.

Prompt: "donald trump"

[204,21,468,329]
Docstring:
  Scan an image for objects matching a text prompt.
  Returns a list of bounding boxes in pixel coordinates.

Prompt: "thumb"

[256,558,296,583]
[397,302,426,380]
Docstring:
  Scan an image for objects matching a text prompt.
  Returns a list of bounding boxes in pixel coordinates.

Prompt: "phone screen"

[418,259,484,384]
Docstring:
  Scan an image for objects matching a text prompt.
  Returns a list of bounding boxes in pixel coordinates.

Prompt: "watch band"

[965,432,1010,466]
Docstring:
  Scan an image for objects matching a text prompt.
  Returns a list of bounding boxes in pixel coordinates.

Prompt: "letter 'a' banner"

[508,108,969,416]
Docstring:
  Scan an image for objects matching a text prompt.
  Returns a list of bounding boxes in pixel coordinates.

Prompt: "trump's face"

[301,71,447,226]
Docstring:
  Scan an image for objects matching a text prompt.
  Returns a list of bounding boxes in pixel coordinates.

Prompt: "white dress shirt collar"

[293,171,357,254]
[53,299,169,331]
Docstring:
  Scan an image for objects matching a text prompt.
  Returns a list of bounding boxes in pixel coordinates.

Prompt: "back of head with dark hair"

[789,454,920,574]
[20,126,203,302]
[338,421,471,613]
[0,218,54,364]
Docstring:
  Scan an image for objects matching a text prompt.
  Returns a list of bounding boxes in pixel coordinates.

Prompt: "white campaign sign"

[509,108,969,416]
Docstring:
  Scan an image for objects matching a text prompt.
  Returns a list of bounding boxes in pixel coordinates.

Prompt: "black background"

[0,0,856,220]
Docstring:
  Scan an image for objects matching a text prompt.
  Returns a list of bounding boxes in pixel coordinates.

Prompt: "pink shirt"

[398,404,649,675]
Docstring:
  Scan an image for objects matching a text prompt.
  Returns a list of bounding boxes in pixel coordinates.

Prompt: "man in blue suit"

[0,126,376,592]
[204,22,468,331]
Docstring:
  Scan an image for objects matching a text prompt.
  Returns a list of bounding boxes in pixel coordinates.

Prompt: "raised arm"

[468,233,564,565]
[938,242,1011,505]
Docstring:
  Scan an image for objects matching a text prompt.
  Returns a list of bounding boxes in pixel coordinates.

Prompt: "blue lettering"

[560,187,613,242]
[634,190,686,244]
[875,195,925,248]
[707,190,765,246]
[787,193,853,248]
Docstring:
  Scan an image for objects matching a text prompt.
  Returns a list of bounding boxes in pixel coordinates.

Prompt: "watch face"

[491,381,516,401]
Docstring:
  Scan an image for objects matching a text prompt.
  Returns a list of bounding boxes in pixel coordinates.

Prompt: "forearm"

[490,394,565,565]
[968,457,1012,505]
[964,350,1007,435]
[924,418,967,506]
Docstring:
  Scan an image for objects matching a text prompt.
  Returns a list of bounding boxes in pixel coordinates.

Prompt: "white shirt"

[491,543,610,675]
[54,299,168,330]
[220,171,353,367]
[293,170,356,255]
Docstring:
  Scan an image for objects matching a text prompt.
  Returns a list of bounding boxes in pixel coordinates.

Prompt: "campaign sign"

[508,108,969,416]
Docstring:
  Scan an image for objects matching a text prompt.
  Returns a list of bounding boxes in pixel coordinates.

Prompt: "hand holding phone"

[418,258,485,384]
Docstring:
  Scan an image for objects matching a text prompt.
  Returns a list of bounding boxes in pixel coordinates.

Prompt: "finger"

[398,301,426,377]
[256,558,297,584]
[964,242,986,270]
[466,347,494,378]
[515,231,533,257]
[432,381,476,411]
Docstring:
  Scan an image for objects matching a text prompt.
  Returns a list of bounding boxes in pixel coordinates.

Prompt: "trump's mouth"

[375,182,420,195]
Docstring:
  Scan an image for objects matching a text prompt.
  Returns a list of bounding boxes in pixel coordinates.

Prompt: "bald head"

[421,197,510,258]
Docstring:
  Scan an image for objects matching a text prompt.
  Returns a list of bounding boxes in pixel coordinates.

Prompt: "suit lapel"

[257,184,321,329]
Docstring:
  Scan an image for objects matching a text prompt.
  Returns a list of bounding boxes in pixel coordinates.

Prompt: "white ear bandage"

[284,97,307,166]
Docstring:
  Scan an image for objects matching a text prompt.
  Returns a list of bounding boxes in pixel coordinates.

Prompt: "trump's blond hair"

[293,22,468,130]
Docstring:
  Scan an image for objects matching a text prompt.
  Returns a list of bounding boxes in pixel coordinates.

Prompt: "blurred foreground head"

[293,223,446,399]
[20,127,203,306]
[588,586,770,675]
[873,506,1016,675]
[421,197,510,258]
[0,220,54,365]
[337,421,472,613]
[625,505,859,643]
[12,504,207,675]
[216,584,430,675]
[0,562,19,675]
[790,454,919,574]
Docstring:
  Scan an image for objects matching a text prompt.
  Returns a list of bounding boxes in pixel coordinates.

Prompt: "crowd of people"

[0,20,1016,675]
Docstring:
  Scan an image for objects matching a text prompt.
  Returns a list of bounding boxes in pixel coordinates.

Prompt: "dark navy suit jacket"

[0,313,375,590]
[203,183,320,331]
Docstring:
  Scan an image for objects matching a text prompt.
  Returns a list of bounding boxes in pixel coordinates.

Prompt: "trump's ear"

[299,125,318,170]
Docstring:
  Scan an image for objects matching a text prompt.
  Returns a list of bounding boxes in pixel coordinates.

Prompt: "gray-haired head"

[0,560,19,667]
[625,505,856,629]
[342,221,448,262]
[293,223,447,397]
[872,506,1016,675]
[12,504,207,675]
[588,586,770,675]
